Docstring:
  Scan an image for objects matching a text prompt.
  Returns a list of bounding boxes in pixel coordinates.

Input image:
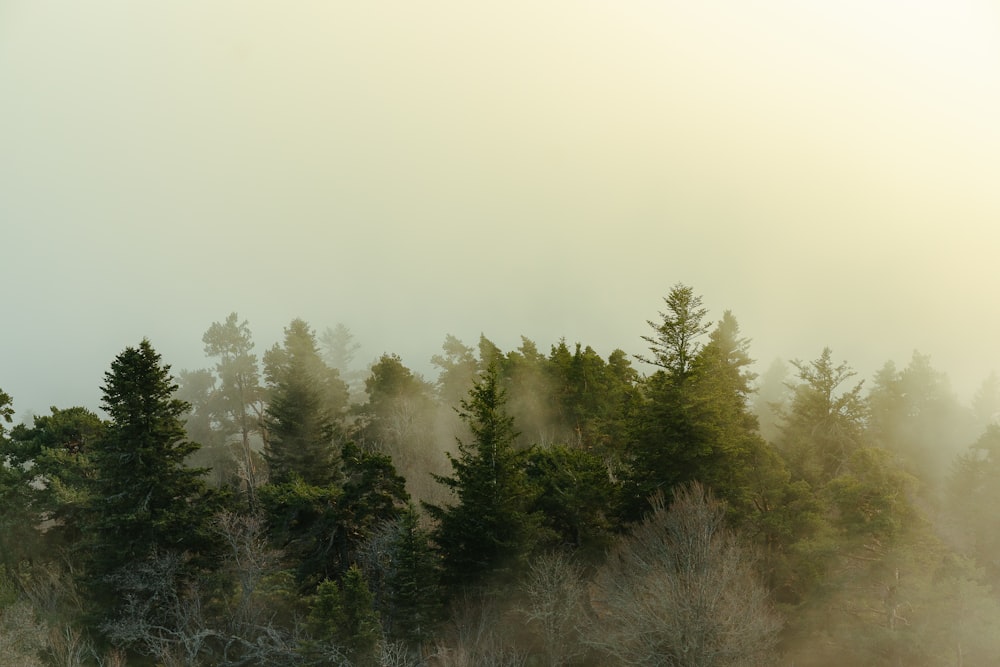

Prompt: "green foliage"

[778,347,867,485]
[264,318,347,487]
[4,407,105,560]
[357,353,436,472]
[340,441,409,539]
[425,362,538,593]
[259,476,343,588]
[260,445,407,590]
[635,282,710,378]
[0,448,42,568]
[13,288,1000,664]
[502,336,558,449]
[524,445,616,560]
[827,447,916,541]
[85,339,219,631]
[0,388,13,437]
[306,565,381,664]
[384,504,442,648]
[624,308,769,523]
[547,340,639,453]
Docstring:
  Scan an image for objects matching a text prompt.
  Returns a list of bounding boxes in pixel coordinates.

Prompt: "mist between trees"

[3,284,1000,666]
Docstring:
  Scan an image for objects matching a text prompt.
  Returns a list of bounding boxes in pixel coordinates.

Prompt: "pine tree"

[623,288,712,520]
[385,504,442,648]
[425,363,537,593]
[264,319,345,487]
[85,339,217,623]
[778,347,867,485]
[307,564,381,664]
[636,283,710,379]
[202,312,264,504]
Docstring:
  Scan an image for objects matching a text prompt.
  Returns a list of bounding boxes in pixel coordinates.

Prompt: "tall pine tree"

[425,362,537,593]
[85,339,216,624]
[263,319,346,487]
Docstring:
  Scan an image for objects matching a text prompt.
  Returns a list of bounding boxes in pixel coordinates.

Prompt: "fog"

[3,0,1000,421]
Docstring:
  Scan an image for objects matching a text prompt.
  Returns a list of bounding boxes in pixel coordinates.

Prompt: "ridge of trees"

[1,289,999,666]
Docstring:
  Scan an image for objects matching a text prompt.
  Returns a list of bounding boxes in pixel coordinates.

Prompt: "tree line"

[3,284,1000,666]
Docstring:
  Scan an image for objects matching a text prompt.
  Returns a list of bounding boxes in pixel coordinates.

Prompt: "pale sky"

[3,0,1000,421]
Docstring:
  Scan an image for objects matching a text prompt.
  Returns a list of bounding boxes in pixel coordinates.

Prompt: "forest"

[3,283,1000,666]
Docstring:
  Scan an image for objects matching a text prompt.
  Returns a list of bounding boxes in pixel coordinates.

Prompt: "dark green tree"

[548,341,639,453]
[425,362,537,593]
[624,286,712,511]
[264,319,346,487]
[335,442,410,572]
[524,445,616,560]
[259,442,408,589]
[306,564,381,665]
[384,504,443,649]
[681,311,772,518]
[264,318,350,418]
[85,339,217,625]
[258,476,343,588]
[4,407,106,561]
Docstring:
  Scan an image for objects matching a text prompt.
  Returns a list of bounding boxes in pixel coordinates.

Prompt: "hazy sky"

[3,1,1000,421]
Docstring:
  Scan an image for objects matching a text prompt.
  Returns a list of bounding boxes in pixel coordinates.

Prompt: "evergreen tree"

[85,339,217,624]
[866,351,972,495]
[258,476,343,588]
[0,388,13,437]
[524,445,616,560]
[385,504,443,649]
[623,286,712,519]
[357,353,435,466]
[319,322,365,400]
[306,564,381,664]
[425,362,537,593]
[635,283,710,378]
[547,341,639,453]
[431,334,479,409]
[5,407,106,560]
[202,312,264,503]
[778,347,867,485]
[264,319,345,487]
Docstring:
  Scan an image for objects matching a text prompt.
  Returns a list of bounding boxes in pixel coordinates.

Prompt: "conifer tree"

[306,564,381,665]
[778,347,867,485]
[202,312,264,504]
[385,504,442,648]
[623,287,712,520]
[264,319,345,487]
[425,362,537,593]
[0,388,12,437]
[85,339,217,624]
